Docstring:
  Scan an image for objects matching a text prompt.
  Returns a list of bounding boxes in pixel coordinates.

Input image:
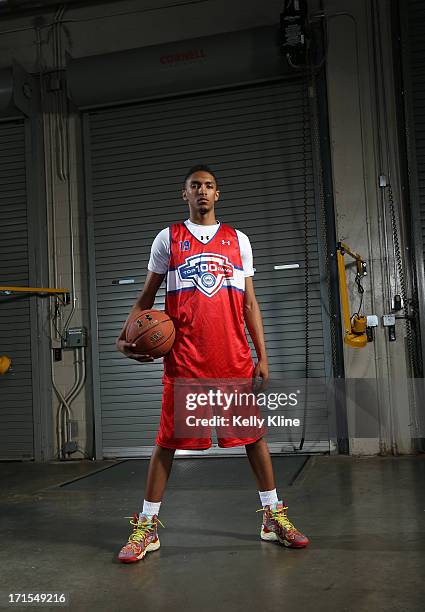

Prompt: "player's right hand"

[116,340,155,362]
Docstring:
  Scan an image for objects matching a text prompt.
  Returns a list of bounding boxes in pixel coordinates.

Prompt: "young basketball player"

[115,165,309,562]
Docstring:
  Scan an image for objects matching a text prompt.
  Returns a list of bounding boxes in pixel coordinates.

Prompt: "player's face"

[182,171,220,216]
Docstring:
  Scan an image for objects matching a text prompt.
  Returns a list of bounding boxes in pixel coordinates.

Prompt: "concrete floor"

[0,455,424,612]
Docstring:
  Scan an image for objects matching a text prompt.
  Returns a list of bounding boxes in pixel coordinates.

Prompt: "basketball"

[126,309,175,358]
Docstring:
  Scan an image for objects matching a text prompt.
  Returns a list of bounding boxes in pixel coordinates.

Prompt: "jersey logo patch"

[177,252,234,297]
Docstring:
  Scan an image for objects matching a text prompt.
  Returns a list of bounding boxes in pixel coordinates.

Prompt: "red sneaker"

[258,501,310,548]
[118,513,162,563]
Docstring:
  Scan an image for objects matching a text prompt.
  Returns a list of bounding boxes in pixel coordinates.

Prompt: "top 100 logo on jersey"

[177,253,234,297]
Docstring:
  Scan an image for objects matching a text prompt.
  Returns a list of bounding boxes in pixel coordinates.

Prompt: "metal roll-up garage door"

[404,0,425,372]
[85,79,333,458]
[0,120,34,460]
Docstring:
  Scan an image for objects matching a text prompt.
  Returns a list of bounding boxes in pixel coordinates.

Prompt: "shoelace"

[124,516,165,544]
[256,506,297,532]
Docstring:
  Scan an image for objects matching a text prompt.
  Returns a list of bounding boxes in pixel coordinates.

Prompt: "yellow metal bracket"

[0,286,70,374]
[0,286,70,305]
[336,242,368,348]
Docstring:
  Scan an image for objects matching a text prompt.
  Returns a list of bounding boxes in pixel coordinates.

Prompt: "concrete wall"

[0,0,418,458]
[325,0,414,454]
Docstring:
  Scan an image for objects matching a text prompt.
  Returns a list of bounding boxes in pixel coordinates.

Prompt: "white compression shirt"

[148,219,255,277]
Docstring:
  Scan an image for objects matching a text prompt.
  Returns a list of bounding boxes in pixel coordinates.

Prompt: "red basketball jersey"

[163,222,254,382]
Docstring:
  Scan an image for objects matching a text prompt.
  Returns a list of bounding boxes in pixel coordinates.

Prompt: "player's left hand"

[253,358,269,393]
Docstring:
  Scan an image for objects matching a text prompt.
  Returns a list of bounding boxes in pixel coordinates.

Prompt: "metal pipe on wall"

[34,4,86,459]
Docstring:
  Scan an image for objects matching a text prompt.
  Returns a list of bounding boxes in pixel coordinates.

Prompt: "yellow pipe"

[337,248,352,335]
[0,286,69,295]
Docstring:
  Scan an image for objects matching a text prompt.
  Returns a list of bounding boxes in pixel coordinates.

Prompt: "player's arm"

[243,277,269,388]
[116,271,165,362]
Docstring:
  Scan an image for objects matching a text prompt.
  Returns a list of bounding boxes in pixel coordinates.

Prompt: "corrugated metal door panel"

[409,1,425,249]
[86,79,331,457]
[406,0,425,385]
[0,120,34,460]
[408,1,425,272]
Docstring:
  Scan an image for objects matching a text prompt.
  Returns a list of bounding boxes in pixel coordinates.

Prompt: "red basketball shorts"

[155,382,264,450]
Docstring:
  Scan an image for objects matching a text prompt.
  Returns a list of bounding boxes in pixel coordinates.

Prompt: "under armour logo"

[221,240,230,245]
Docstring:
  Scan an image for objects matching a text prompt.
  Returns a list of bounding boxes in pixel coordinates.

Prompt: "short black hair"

[183,164,218,186]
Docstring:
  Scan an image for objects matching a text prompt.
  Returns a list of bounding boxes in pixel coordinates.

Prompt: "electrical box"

[62,327,87,349]
[382,314,396,327]
[366,315,378,327]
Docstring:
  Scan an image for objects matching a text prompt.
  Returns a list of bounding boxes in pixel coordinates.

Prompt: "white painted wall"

[0,0,418,457]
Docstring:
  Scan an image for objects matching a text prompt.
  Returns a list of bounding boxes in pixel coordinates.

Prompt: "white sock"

[259,488,279,507]
[140,499,161,520]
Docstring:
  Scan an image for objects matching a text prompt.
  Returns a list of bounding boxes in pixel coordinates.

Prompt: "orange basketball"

[126,309,175,358]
